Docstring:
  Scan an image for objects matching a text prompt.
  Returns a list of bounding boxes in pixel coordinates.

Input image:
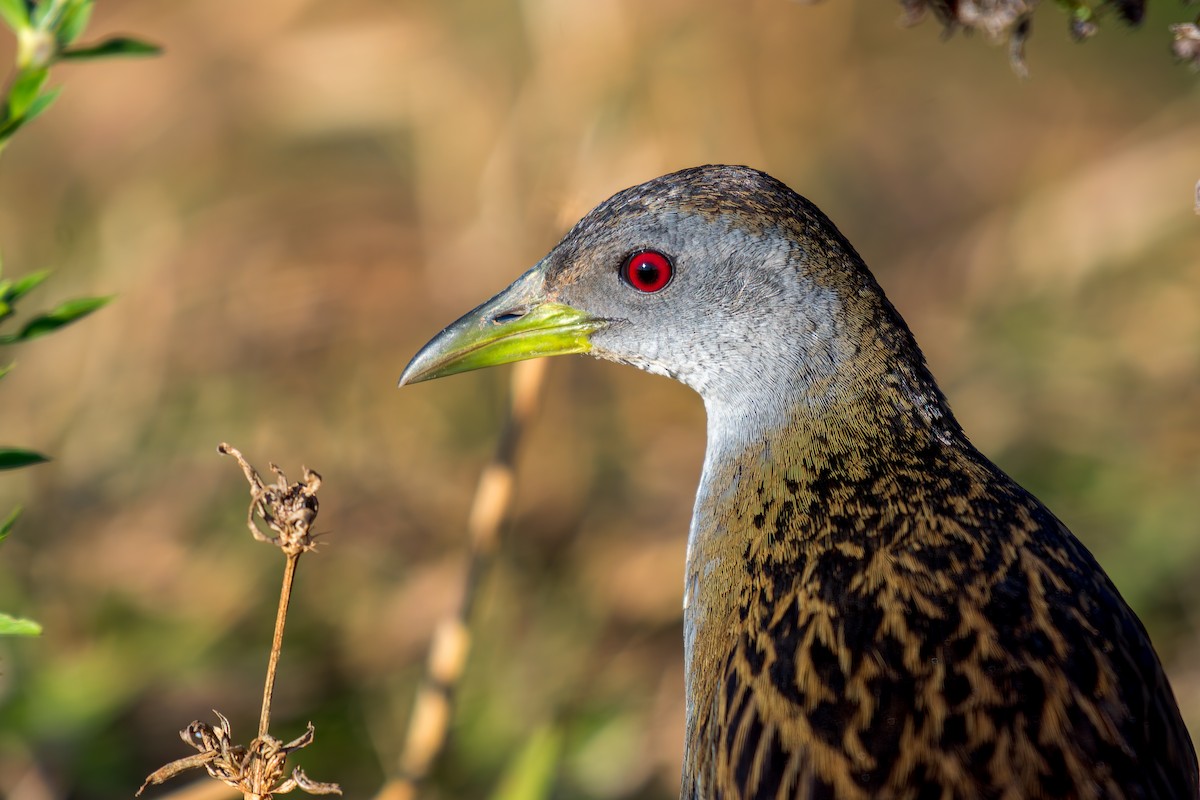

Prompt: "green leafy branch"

[0,0,160,151]
[0,259,111,636]
[0,0,155,637]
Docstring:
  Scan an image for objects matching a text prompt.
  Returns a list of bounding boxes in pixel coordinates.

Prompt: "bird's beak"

[398,266,605,386]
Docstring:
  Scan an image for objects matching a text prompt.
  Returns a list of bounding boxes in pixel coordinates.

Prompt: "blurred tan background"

[0,1,1196,798]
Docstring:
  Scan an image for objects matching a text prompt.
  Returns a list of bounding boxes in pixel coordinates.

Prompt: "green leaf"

[0,0,29,33]
[0,448,49,470]
[5,269,50,303]
[31,0,61,29]
[56,0,92,47]
[19,87,60,127]
[0,294,111,342]
[490,726,562,800]
[0,86,64,144]
[0,362,13,380]
[0,613,42,636]
[0,506,20,544]
[60,36,161,60]
[7,67,48,119]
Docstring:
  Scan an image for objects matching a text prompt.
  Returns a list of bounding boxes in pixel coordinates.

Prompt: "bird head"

[399,165,913,420]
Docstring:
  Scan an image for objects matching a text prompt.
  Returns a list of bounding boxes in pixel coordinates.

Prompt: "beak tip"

[396,362,426,388]
[397,266,597,390]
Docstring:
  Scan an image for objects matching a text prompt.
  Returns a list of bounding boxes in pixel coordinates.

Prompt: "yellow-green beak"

[398,267,605,386]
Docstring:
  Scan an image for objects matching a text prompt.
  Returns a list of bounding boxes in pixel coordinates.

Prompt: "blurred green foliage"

[0,259,111,636]
[0,1,1194,799]
[490,726,562,800]
[0,0,156,638]
[0,0,158,149]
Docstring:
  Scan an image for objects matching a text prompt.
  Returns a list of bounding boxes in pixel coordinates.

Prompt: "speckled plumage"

[405,165,1199,799]
[681,387,1195,799]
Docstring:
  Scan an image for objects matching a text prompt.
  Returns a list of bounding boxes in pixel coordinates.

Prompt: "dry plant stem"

[139,447,338,799]
[145,779,238,800]
[376,358,547,800]
[261,553,300,739]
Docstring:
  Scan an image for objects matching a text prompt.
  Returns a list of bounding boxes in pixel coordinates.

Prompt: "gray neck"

[679,335,962,748]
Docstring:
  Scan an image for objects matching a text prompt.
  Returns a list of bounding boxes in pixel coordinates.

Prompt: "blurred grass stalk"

[377,358,547,800]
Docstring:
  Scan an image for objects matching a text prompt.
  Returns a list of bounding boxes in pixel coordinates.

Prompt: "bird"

[399,165,1198,799]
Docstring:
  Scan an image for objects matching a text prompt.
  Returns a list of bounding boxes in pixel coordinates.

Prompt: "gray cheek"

[636,333,663,363]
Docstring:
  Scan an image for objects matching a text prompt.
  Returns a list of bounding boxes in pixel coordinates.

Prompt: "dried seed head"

[139,712,341,798]
[219,444,324,556]
[139,447,338,798]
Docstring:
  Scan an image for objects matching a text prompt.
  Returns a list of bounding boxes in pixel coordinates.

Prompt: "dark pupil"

[636,259,660,286]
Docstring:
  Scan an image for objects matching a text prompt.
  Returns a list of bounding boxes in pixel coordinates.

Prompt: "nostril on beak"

[492,308,527,325]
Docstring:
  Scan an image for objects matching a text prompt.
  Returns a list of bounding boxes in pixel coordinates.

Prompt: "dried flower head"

[219,443,322,556]
[139,446,337,799]
[138,711,340,798]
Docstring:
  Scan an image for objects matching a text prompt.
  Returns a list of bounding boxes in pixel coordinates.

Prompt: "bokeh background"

[0,1,1197,798]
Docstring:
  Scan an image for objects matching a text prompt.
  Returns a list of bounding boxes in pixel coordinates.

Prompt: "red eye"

[622,250,673,293]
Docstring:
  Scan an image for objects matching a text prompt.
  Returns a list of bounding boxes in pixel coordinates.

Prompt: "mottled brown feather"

[684,417,1196,798]
[644,169,1200,800]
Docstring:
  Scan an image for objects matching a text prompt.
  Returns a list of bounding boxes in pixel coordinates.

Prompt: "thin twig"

[375,358,547,800]
[138,778,238,800]
[261,553,300,738]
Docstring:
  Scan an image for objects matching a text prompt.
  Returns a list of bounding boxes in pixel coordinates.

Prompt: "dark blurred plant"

[0,0,157,636]
[896,0,1192,74]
